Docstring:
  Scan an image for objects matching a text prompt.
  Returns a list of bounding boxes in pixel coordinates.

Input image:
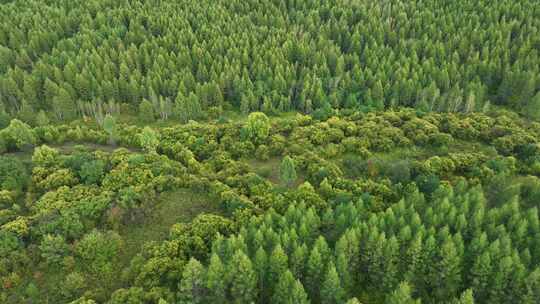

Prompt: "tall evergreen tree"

[53,88,76,121]
[229,250,257,304]
[321,262,346,304]
[386,281,420,304]
[206,254,226,303]
[280,156,297,187]
[139,99,155,123]
[178,258,206,304]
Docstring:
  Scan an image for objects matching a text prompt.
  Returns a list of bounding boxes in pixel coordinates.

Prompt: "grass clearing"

[119,188,221,261]
[245,157,306,188]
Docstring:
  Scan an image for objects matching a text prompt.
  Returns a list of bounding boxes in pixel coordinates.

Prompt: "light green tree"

[386,281,421,304]
[0,119,36,151]
[229,250,257,304]
[243,112,270,144]
[53,88,76,121]
[321,262,346,304]
[206,254,226,303]
[103,114,116,145]
[36,110,50,126]
[280,156,297,187]
[178,258,206,304]
[138,127,160,154]
[138,99,155,123]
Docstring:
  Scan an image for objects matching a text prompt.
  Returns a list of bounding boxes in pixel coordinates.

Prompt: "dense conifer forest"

[1,0,540,303]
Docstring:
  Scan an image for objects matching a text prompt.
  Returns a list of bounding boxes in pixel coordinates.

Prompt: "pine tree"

[176,92,202,123]
[435,239,462,301]
[306,246,324,302]
[254,247,268,301]
[456,289,474,304]
[523,268,540,303]
[525,92,540,121]
[103,114,116,145]
[139,99,155,123]
[382,236,400,293]
[268,245,288,294]
[386,281,420,304]
[321,262,346,304]
[178,258,206,304]
[206,254,226,303]
[36,110,50,126]
[17,100,35,125]
[271,270,295,304]
[404,234,423,284]
[53,88,76,121]
[280,156,297,187]
[187,93,202,121]
[470,251,491,302]
[290,279,310,304]
[229,250,257,304]
[372,80,384,105]
[290,244,307,280]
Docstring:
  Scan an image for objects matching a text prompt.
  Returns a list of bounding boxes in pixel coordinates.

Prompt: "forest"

[1,0,540,303]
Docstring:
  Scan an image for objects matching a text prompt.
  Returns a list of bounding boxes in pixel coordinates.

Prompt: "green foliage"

[138,100,155,124]
[243,112,270,144]
[3,107,540,303]
[280,156,297,187]
[138,127,160,154]
[0,156,28,192]
[229,250,256,304]
[39,234,69,267]
[178,258,205,304]
[0,119,36,151]
[62,272,86,300]
[525,92,540,121]
[206,254,226,302]
[175,93,202,123]
[36,110,50,126]
[75,230,123,278]
[102,114,116,144]
[0,0,537,123]
[53,88,76,121]
[321,262,346,304]
[386,282,420,304]
[80,160,105,185]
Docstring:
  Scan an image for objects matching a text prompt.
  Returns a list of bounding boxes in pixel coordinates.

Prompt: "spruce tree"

[290,279,310,304]
[206,254,226,303]
[306,246,324,302]
[36,110,50,127]
[138,99,155,123]
[268,245,288,294]
[470,251,491,302]
[271,270,295,304]
[525,92,540,121]
[280,156,297,187]
[321,262,346,304]
[103,114,116,145]
[254,247,268,301]
[386,281,420,304]
[229,250,257,304]
[178,258,206,304]
[436,239,462,301]
[53,88,76,121]
[456,289,474,304]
